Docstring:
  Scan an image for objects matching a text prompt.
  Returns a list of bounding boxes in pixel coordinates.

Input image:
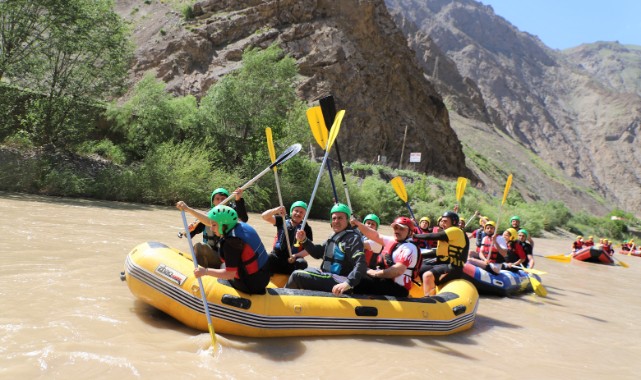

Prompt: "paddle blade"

[615,257,629,268]
[306,106,328,149]
[456,177,467,202]
[544,254,572,263]
[265,128,276,163]
[501,174,513,205]
[390,176,408,203]
[271,143,302,168]
[326,110,345,152]
[530,276,547,297]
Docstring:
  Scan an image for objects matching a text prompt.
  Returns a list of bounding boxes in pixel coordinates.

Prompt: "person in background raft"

[180,187,248,269]
[360,214,383,269]
[351,216,419,297]
[176,203,270,295]
[572,235,584,252]
[415,211,469,297]
[584,236,595,247]
[285,203,366,296]
[518,229,535,268]
[261,201,312,275]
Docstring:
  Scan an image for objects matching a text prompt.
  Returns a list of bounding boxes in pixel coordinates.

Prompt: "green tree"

[197,43,303,174]
[0,0,132,149]
[107,73,198,159]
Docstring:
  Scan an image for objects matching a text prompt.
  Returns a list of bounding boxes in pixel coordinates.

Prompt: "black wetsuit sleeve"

[414,231,449,242]
[234,198,249,222]
[302,238,326,259]
[189,222,206,238]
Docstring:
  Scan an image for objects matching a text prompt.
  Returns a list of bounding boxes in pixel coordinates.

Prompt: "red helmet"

[391,216,414,230]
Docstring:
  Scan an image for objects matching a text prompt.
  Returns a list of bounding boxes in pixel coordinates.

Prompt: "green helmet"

[363,213,381,227]
[210,187,230,206]
[330,203,351,219]
[518,229,529,238]
[510,215,521,222]
[290,201,308,215]
[207,205,238,235]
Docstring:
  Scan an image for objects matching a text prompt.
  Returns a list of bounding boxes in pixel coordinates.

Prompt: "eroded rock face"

[115,0,474,179]
[386,0,641,214]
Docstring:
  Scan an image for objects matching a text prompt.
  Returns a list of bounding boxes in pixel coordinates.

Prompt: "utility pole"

[399,124,408,169]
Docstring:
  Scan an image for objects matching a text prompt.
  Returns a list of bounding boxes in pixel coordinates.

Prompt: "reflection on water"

[1,192,640,379]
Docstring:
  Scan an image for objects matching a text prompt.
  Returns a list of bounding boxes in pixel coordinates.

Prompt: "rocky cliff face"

[114,0,473,179]
[386,0,641,215]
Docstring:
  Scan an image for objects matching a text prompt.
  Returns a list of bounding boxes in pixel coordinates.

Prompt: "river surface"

[2,192,640,379]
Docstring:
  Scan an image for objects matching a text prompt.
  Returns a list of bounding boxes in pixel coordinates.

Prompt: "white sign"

[409,152,421,163]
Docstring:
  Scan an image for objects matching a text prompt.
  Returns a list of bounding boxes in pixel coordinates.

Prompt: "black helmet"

[441,211,459,226]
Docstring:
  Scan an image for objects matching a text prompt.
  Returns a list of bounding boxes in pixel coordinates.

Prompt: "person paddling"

[180,187,248,269]
[176,202,270,295]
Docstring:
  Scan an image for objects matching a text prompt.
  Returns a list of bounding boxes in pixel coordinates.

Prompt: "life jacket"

[377,238,421,286]
[573,241,584,250]
[272,218,304,255]
[475,228,486,252]
[321,230,351,275]
[480,235,502,263]
[226,222,268,276]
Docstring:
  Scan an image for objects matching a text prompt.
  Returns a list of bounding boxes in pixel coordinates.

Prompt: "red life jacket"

[377,238,421,285]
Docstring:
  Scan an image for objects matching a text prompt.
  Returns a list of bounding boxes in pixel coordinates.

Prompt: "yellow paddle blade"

[326,110,345,152]
[614,257,629,268]
[501,174,513,205]
[265,128,276,163]
[530,276,547,297]
[544,254,572,263]
[390,176,408,203]
[306,106,328,149]
[456,177,467,202]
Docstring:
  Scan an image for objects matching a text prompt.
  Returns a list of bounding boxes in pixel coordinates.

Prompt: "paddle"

[320,95,352,211]
[306,106,339,203]
[512,264,546,275]
[455,176,467,204]
[493,174,512,231]
[181,211,216,347]
[528,273,548,297]
[218,143,302,206]
[611,254,629,268]
[544,253,572,262]
[299,110,346,233]
[390,176,417,222]
[265,128,293,258]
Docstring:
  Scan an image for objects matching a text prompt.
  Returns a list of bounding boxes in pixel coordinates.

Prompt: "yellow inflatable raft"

[123,241,479,338]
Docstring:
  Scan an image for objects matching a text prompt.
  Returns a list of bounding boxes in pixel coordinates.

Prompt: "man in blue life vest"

[176,202,270,295]
[285,203,366,296]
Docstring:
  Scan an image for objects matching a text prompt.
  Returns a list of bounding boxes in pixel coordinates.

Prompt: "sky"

[478,0,641,50]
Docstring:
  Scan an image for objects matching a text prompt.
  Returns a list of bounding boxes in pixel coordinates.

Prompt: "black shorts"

[429,264,463,286]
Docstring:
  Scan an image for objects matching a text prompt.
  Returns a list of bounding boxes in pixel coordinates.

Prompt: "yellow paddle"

[455,176,467,203]
[528,274,547,297]
[306,106,339,203]
[493,174,512,231]
[181,211,216,347]
[544,253,572,263]
[611,254,629,268]
[299,110,345,233]
[390,176,417,222]
[265,128,293,258]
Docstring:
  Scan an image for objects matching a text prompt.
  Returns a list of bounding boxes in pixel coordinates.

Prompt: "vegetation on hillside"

[0,2,638,243]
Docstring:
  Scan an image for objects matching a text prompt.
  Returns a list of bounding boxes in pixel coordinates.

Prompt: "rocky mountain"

[114,0,641,217]
[385,0,641,216]
[562,42,641,97]
[114,0,472,179]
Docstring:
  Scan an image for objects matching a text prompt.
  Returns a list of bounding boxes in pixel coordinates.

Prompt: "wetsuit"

[285,227,366,293]
[267,215,313,274]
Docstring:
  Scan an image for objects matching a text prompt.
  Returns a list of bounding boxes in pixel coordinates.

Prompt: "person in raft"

[360,213,383,269]
[467,220,505,274]
[351,216,419,297]
[415,211,469,297]
[285,203,366,296]
[176,202,270,295]
[572,235,584,252]
[179,187,248,269]
[261,201,313,275]
[518,229,535,269]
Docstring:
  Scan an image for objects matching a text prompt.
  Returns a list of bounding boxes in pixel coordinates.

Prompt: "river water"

[1,192,640,379]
